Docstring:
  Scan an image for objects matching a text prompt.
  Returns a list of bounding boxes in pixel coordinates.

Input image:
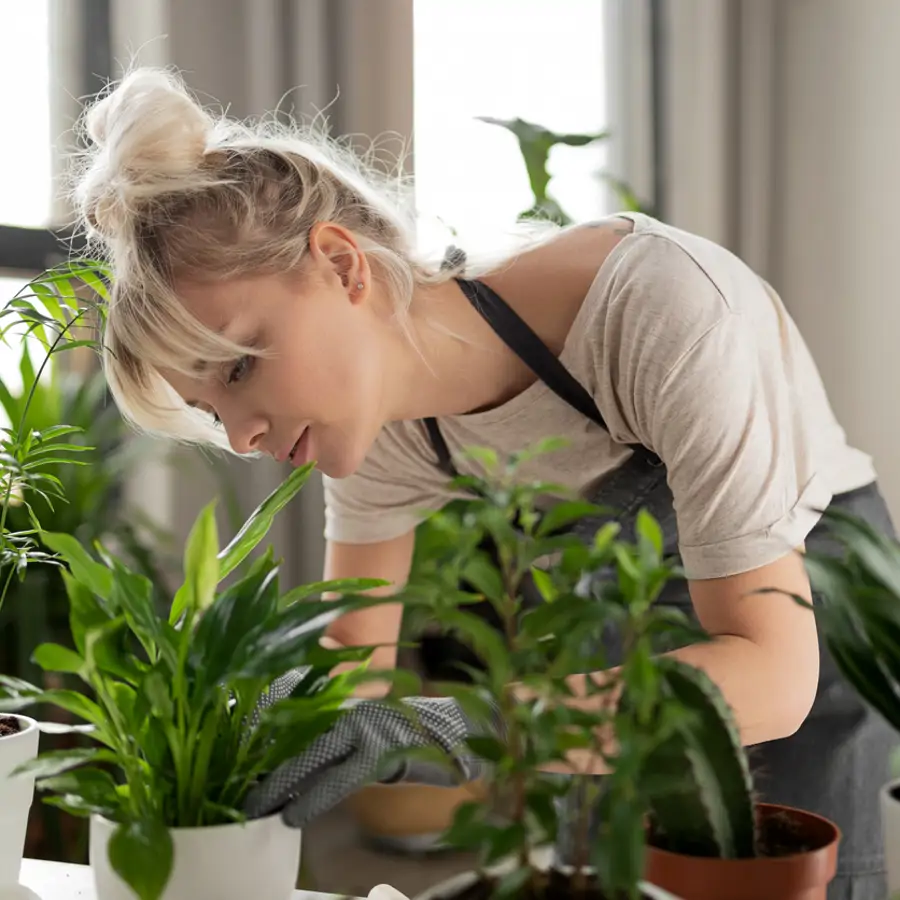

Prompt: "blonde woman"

[76,69,890,899]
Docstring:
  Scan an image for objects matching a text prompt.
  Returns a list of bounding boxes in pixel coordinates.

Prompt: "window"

[0,2,52,229]
[413,0,609,252]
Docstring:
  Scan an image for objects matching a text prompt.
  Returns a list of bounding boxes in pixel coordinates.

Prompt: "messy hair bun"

[75,69,215,239]
[71,66,545,450]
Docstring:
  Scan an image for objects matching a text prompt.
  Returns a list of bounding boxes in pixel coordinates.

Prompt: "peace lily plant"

[0,462,391,900]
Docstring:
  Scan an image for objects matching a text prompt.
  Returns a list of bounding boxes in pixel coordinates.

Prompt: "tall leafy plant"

[0,262,111,610]
[0,463,389,900]
[400,441,712,899]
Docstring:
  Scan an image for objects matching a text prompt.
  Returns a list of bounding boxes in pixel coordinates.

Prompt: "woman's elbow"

[768,641,820,740]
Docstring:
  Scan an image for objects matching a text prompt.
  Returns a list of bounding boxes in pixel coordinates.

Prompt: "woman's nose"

[224,412,269,455]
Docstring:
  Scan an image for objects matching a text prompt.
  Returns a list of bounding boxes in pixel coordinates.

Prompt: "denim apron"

[420,277,895,900]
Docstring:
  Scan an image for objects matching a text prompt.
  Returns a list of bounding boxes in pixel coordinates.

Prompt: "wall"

[774,0,900,519]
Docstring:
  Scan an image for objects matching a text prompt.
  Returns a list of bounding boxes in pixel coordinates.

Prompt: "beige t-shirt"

[322,213,876,579]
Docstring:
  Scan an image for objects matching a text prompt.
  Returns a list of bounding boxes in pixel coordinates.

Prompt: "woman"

[78,69,891,898]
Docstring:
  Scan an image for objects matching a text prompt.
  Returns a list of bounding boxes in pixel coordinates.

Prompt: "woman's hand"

[243,689,499,828]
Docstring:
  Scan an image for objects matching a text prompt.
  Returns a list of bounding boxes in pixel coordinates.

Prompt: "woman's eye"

[227,355,252,384]
[212,411,223,427]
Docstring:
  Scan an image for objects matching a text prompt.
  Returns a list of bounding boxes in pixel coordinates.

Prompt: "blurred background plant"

[0,266,174,864]
[477,116,655,225]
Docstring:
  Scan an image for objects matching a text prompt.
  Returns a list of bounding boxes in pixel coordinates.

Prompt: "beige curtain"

[646,0,900,519]
[113,0,414,587]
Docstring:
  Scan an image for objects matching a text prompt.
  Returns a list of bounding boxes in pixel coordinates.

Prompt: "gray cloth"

[243,687,497,828]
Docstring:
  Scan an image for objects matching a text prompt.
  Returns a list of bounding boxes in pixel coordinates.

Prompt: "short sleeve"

[599,234,832,579]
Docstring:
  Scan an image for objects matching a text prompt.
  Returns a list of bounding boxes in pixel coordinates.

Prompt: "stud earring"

[356,282,364,291]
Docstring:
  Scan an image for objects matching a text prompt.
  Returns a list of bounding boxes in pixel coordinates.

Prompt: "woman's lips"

[288,426,311,467]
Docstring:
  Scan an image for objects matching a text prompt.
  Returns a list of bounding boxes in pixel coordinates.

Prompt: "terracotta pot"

[644,803,839,900]
[348,779,488,852]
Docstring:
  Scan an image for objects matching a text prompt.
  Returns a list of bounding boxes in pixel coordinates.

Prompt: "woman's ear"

[308,222,368,300]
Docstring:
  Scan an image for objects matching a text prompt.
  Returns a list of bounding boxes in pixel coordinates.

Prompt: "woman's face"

[161,232,393,479]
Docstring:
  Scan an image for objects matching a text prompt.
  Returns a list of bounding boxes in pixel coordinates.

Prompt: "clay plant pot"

[90,812,301,900]
[880,777,900,894]
[348,779,489,852]
[644,803,839,900]
[0,715,39,888]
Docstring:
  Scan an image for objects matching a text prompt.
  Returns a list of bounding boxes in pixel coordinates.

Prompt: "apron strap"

[422,277,661,475]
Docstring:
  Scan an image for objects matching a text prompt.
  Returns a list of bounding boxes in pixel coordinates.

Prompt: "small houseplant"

[0,262,110,885]
[0,462,388,900]
[770,507,900,897]
[396,442,840,900]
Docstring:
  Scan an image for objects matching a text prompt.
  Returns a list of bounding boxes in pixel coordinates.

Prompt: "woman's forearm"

[521,633,812,776]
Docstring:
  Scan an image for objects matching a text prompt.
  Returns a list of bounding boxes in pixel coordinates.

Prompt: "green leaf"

[537,500,606,537]
[191,560,281,696]
[464,735,506,763]
[277,577,388,607]
[108,818,174,900]
[460,552,505,604]
[217,464,314,579]
[140,668,174,720]
[169,500,219,624]
[41,532,114,600]
[63,568,113,657]
[31,643,84,675]
[14,747,117,780]
[38,690,107,729]
[530,566,557,602]
[37,767,119,809]
[636,508,663,553]
[84,617,141,684]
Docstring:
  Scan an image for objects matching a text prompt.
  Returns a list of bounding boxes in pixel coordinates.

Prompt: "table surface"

[19,858,350,900]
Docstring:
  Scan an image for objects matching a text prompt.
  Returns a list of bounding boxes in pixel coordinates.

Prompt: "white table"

[19,859,349,900]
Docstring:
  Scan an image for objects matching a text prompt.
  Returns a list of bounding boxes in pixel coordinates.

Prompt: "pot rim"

[646,802,840,866]
[0,714,38,741]
[90,811,296,837]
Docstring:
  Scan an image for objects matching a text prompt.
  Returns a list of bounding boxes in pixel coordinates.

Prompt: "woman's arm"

[320,530,416,696]
[528,548,819,776]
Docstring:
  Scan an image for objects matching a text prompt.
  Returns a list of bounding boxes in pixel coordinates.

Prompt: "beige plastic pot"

[90,813,302,900]
[0,716,39,888]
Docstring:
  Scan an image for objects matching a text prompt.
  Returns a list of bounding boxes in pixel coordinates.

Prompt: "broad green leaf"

[13,747,117,780]
[169,500,219,624]
[484,823,529,865]
[63,568,113,657]
[218,463,314,579]
[84,617,141,684]
[39,690,107,729]
[460,552,505,604]
[31,643,84,675]
[191,561,281,696]
[140,668,174,720]
[37,767,119,809]
[636,508,664,557]
[108,818,174,900]
[41,531,113,599]
[537,500,607,537]
[464,735,506,763]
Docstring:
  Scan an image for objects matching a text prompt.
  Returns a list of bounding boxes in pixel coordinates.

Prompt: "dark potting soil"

[431,870,654,900]
[650,808,819,859]
[0,716,20,737]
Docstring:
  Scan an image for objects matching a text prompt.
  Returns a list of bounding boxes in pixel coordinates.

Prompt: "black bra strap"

[423,277,661,475]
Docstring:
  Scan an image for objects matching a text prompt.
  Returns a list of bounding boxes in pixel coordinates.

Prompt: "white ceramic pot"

[413,848,684,900]
[0,715,39,887]
[90,813,302,900]
[881,777,900,896]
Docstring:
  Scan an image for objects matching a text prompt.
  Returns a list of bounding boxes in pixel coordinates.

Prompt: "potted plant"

[766,507,900,897]
[0,462,388,900]
[0,262,110,886]
[381,441,691,900]
[394,442,839,900]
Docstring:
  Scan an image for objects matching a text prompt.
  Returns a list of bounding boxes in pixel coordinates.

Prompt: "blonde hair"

[72,67,558,448]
